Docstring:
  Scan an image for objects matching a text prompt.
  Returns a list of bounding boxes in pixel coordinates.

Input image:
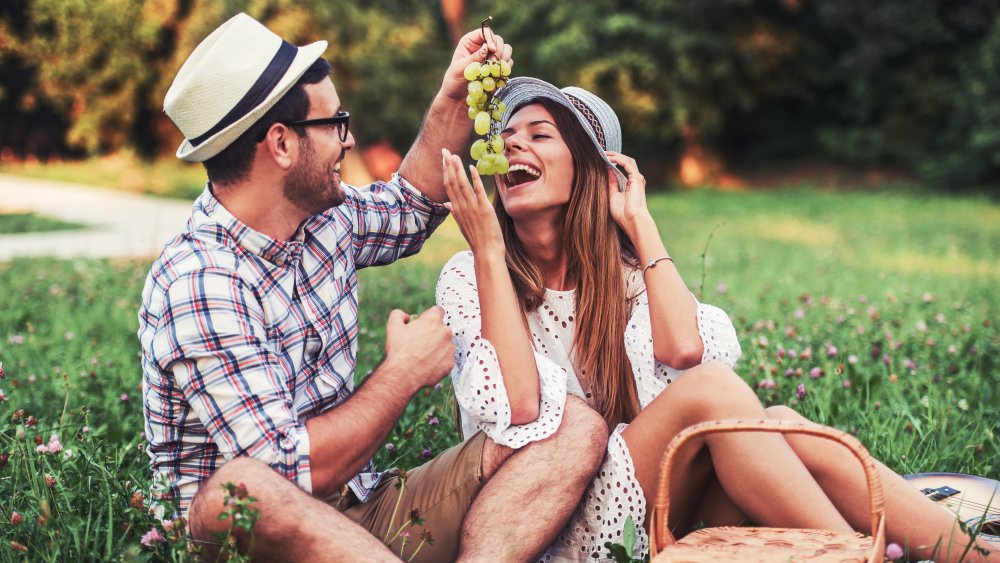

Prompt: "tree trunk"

[678,126,722,187]
[440,0,466,45]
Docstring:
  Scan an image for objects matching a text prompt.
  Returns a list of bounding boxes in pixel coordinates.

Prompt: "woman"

[436,77,992,562]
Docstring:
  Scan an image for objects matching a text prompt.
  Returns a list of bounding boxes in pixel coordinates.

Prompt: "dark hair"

[203,57,331,185]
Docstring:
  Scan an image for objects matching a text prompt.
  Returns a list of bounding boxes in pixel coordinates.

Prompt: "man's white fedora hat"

[164,13,328,162]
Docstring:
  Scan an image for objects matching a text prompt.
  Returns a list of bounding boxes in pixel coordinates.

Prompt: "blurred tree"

[2,0,997,188]
[0,0,185,156]
[471,0,813,183]
[800,0,1000,187]
[299,0,452,152]
[0,0,76,160]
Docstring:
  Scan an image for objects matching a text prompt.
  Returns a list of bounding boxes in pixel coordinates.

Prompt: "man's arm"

[156,270,453,499]
[305,306,455,498]
[398,28,513,202]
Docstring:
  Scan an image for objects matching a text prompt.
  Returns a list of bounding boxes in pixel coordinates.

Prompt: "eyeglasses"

[284,111,351,142]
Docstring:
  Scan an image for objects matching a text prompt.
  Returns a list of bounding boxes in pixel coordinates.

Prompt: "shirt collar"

[191,184,305,266]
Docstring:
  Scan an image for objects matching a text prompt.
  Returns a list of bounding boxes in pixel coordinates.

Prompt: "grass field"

[0,213,84,234]
[0,186,997,560]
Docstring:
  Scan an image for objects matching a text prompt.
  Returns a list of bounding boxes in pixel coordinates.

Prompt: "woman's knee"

[765,405,804,421]
[678,361,747,393]
[673,361,760,415]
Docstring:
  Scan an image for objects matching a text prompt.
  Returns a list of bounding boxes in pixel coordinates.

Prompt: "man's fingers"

[501,43,513,65]
[490,34,505,60]
[459,28,486,55]
[386,309,409,329]
[421,305,446,321]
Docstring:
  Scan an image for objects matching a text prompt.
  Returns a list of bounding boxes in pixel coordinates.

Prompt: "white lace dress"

[436,251,743,562]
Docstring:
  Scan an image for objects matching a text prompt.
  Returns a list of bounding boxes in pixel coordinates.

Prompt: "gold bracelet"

[642,256,673,275]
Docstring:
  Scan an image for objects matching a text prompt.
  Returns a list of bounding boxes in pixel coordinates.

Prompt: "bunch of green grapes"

[463,54,511,175]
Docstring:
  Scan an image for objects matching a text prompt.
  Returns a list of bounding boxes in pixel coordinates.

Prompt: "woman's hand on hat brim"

[606,151,654,238]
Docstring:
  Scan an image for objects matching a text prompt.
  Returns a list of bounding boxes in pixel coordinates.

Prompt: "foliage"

[801,0,1000,187]
[213,482,260,562]
[0,0,180,156]
[605,514,644,563]
[2,1,1000,187]
[0,212,83,234]
[0,188,997,560]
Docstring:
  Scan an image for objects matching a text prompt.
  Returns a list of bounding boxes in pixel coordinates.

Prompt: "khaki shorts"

[332,432,488,563]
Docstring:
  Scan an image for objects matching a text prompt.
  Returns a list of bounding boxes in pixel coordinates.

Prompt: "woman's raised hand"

[606,151,653,237]
[441,148,505,258]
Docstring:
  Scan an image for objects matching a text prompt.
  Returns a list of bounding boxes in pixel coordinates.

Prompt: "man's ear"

[260,123,296,170]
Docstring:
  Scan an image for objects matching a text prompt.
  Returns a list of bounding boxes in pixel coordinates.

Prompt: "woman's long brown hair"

[495,98,641,428]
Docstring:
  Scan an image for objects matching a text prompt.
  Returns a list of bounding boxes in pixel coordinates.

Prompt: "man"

[138,12,607,562]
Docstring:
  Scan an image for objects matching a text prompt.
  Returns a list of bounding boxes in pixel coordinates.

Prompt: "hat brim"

[496,77,627,191]
[175,40,328,162]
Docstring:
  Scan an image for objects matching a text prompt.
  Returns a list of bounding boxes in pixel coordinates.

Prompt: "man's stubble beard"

[283,138,346,216]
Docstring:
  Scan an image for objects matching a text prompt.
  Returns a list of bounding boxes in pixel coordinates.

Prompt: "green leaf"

[623,515,637,557]
[604,541,632,563]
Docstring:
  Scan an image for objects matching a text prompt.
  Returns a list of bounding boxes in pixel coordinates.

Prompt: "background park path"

[0,173,193,261]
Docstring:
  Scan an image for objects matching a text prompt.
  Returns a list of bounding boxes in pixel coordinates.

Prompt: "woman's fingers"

[605,150,638,173]
[468,165,489,203]
[441,149,460,202]
[450,154,477,204]
[605,151,645,189]
[441,148,494,216]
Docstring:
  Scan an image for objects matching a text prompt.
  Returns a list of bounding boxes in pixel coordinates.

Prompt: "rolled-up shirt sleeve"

[151,268,313,493]
[343,174,449,268]
[436,251,569,448]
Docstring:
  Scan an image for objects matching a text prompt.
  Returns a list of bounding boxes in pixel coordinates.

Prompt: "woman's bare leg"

[621,361,852,534]
[688,474,748,528]
[766,405,995,563]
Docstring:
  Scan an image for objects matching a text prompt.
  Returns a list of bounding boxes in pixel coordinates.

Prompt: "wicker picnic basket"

[649,419,886,562]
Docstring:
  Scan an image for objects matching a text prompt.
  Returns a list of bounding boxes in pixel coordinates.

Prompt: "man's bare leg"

[188,457,400,562]
[458,396,609,562]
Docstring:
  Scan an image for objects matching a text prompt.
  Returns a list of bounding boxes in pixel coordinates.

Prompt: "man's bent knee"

[189,457,282,542]
[559,397,609,469]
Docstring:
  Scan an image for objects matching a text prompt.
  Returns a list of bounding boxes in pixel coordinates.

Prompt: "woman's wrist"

[623,212,658,243]
[472,245,507,267]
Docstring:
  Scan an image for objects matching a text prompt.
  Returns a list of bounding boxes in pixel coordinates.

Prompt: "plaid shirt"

[138,175,447,515]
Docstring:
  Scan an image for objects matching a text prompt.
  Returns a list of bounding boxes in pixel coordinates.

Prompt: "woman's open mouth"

[503,164,541,190]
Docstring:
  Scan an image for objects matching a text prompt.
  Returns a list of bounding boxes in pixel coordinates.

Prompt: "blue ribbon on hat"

[189,40,297,147]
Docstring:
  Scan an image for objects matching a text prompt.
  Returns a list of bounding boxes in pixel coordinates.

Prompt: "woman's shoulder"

[437,250,477,292]
[443,249,475,269]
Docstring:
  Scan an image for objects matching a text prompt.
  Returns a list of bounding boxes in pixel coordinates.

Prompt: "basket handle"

[649,418,886,562]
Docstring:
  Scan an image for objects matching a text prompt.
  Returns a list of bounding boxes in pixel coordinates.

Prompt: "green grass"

[0,188,997,560]
[0,213,85,234]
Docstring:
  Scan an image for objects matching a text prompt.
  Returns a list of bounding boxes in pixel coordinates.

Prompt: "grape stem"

[481,16,493,56]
